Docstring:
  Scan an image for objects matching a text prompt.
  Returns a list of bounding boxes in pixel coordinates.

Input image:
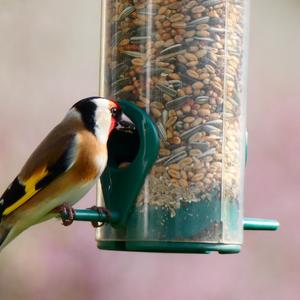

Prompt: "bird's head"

[70,97,135,143]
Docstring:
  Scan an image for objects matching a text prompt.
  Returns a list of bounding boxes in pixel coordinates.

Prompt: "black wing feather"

[0,177,26,217]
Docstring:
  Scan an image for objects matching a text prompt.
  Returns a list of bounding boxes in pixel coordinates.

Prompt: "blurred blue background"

[0,0,299,299]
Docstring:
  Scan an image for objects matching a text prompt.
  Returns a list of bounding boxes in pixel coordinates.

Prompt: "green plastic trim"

[243,218,280,231]
[98,241,241,254]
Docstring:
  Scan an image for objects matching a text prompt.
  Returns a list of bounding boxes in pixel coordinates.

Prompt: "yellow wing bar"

[3,168,48,216]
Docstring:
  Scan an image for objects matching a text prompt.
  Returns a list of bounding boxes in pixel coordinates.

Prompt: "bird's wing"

[0,124,78,219]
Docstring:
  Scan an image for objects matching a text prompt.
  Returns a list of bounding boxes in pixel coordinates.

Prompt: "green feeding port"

[62,101,279,254]
[100,101,160,228]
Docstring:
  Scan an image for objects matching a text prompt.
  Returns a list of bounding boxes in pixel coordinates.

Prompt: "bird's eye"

[110,107,118,117]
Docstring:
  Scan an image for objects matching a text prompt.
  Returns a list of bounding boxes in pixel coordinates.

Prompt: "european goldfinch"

[0,97,135,251]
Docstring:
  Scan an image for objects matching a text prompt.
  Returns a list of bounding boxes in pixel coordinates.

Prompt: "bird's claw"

[88,206,112,228]
[59,204,76,226]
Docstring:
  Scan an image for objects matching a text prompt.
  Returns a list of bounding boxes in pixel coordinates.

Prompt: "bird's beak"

[116,112,136,132]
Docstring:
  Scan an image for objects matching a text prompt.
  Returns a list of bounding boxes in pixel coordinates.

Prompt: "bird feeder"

[63,0,279,253]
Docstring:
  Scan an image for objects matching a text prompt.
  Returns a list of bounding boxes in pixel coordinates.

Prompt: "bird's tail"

[0,223,12,252]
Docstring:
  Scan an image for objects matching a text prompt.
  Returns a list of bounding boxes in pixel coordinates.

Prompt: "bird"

[0,96,135,251]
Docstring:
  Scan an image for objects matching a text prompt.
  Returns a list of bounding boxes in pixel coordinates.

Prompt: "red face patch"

[108,100,121,135]
[110,99,121,110]
[109,117,117,135]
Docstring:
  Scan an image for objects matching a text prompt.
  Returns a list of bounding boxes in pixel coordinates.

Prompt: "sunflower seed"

[130,36,148,44]
[190,141,210,152]
[202,0,224,7]
[156,50,186,62]
[187,17,210,28]
[165,95,191,110]
[123,51,145,58]
[203,125,221,135]
[156,121,167,141]
[156,83,177,97]
[193,37,214,43]
[205,120,223,128]
[180,125,203,140]
[111,77,132,89]
[156,156,170,164]
[118,6,136,21]
[160,44,184,55]
[164,151,188,166]
[195,96,210,104]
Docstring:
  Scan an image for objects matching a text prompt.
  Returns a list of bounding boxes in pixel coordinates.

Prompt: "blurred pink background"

[0,0,299,299]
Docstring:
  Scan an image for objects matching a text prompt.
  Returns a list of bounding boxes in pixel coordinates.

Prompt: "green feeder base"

[98,241,241,254]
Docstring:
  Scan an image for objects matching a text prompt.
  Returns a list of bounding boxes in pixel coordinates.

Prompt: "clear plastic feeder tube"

[98,0,249,248]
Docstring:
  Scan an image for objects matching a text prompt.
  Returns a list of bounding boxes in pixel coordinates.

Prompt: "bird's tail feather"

[0,223,12,251]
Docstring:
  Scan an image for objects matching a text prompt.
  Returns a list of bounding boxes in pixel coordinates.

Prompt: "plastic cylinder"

[98,0,249,252]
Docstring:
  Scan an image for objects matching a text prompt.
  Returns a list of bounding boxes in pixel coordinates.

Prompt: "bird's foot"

[88,206,112,228]
[58,204,76,226]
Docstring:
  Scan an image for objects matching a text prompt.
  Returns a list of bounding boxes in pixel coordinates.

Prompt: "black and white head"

[70,97,135,143]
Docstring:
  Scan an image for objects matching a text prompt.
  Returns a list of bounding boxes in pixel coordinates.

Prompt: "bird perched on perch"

[0,97,135,251]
